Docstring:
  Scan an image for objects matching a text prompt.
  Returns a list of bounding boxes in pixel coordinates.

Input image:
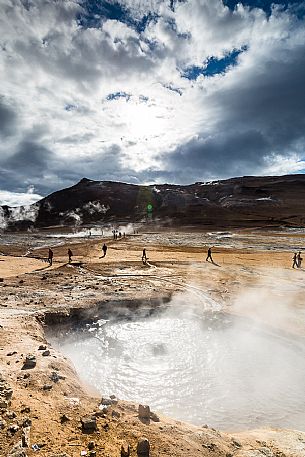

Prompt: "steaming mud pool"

[50,307,305,431]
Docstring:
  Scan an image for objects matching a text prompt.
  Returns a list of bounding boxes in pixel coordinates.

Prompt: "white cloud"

[0,0,305,195]
[0,189,43,207]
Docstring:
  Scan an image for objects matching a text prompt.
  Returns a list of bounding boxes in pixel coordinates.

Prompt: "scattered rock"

[7,442,27,457]
[22,417,32,427]
[81,415,97,433]
[42,350,50,356]
[6,410,17,419]
[121,442,130,457]
[150,411,160,422]
[60,414,70,424]
[0,399,9,409]
[7,351,18,356]
[22,426,31,447]
[137,438,150,456]
[50,371,65,383]
[21,406,31,414]
[43,384,53,391]
[38,345,47,351]
[138,404,150,420]
[112,410,120,419]
[101,396,117,406]
[0,419,7,429]
[89,452,96,457]
[22,355,36,370]
[87,441,95,450]
[232,439,242,448]
[8,424,19,434]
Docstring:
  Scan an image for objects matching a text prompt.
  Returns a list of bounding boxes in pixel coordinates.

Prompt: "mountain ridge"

[2,174,305,230]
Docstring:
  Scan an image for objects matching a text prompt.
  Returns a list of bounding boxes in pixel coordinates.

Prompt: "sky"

[1,0,305,205]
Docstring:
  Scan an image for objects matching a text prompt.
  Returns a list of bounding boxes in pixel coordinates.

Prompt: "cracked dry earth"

[1,230,305,456]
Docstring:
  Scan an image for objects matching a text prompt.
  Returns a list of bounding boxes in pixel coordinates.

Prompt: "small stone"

[232,439,242,448]
[7,351,17,356]
[22,426,31,447]
[43,384,53,391]
[21,406,31,414]
[8,424,19,434]
[121,442,130,457]
[0,399,9,409]
[111,410,120,419]
[42,350,50,356]
[87,441,95,450]
[22,417,32,427]
[138,404,150,420]
[38,345,47,351]
[22,355,36,370]
[6,410,16,419]
[89,452,96,457]
[137,438,150,456]
[81,416,97,433]
[150,412,159,422]
[0,419,7,429]
[101,397,115,406]
[60,414,70,424]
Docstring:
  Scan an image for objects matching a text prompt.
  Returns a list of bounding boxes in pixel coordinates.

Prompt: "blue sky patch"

[181,47,247,80]
[77,0,158,32]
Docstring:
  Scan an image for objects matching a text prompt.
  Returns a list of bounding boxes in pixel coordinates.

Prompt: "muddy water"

[51,308,305,431]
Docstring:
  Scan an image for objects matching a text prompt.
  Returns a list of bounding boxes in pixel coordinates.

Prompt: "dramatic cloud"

[0,0,305,204]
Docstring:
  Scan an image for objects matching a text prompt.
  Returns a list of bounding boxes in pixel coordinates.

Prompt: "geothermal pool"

[51,307,305,431]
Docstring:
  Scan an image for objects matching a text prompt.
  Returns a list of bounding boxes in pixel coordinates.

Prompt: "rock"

[50,371,65,382]
[8,424,19,434]
[22,355,36,370]
[42,350,50,356]
[121,443,130,457]
[60,414,70,424]
[43,384,53,391]
[22,417,32,427]
[138,404,150,420]
[6,410,17,419]
[150,412,160,422]
[111,410,120,419]
[101,396,117,406]
[7,442,28,457]
[232,439,242,448]
[21,406,31,414]
[38,345,47,350]
[0,419,7,429]
[0,399,9,409]
[81,416,97,433]
[89,453,96,457]
[22,426,31,447]
[137,438,150,456]
[7,351,17,356]
[87,441,95,450]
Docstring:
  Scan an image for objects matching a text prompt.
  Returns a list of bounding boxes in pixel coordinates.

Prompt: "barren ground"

[1,228,305,457]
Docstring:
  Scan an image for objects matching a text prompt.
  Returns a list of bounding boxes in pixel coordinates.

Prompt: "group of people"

[47,248,73,266]
[46,243,302,270]
[292,251,303,269]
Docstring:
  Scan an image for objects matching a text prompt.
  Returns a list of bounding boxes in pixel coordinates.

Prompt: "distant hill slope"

[2,175,305,230]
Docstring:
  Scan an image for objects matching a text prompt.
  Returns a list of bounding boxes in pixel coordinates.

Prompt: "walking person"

[102,243,107,258]
[292,252,298,268]
[68,248,73,263]
[206,247,213,263]
[48,248,54,266]
[297,251,303,268]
